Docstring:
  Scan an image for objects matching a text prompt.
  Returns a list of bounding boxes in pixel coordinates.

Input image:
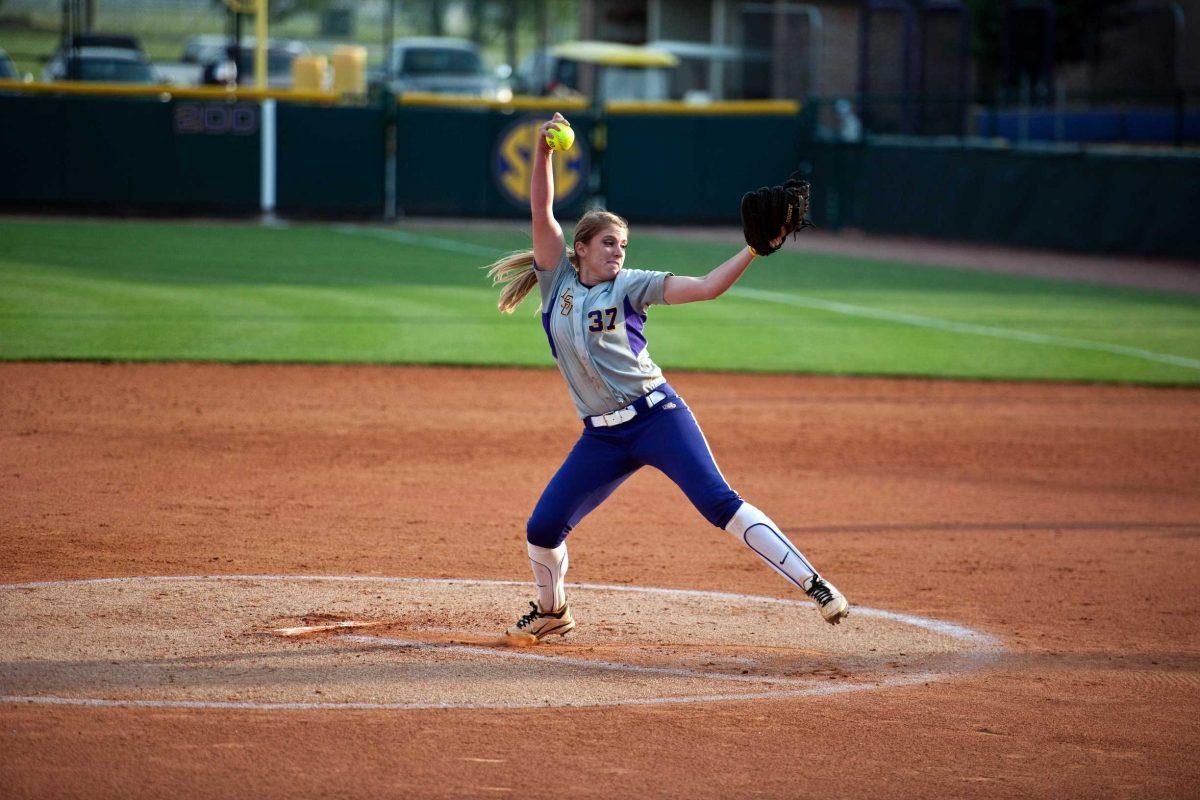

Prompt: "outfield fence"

[1,84,1198,259]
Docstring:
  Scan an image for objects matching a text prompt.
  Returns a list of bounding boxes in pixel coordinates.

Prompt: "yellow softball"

[545,124,575,152]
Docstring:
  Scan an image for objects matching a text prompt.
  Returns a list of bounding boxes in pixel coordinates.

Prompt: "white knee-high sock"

[724,503,817,591]
[527,542,568,612]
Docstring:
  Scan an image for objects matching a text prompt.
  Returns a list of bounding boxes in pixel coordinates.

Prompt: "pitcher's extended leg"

[724,503,849,624]
[635,399,849,625]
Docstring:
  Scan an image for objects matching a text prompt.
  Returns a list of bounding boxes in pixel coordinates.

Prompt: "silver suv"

[386,37,499,98]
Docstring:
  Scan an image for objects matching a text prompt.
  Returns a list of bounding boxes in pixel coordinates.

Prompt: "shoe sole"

[505,620,576,645]
[823,603,850,625]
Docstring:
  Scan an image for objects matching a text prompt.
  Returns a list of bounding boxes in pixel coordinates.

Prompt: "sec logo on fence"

[494,117,588,209]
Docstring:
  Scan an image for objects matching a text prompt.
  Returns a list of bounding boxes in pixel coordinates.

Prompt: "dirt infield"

[2,363,1198,798]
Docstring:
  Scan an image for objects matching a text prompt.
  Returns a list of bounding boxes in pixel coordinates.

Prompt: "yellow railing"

[396,93,800,115]
[0,81,802,116]
[605,99,800,115]
[0,79,337,104]
[395,92,589,112]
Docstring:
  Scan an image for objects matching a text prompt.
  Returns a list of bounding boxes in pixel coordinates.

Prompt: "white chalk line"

[0,670,951,711]
[730,287,1200,372]
[0,575,1003,711]
[333,225,1200,372]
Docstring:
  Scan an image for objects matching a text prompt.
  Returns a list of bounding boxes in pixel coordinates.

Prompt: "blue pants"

[527,389,743,548]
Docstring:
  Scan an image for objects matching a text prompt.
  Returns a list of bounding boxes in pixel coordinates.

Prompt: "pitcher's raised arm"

[532,113,569,271]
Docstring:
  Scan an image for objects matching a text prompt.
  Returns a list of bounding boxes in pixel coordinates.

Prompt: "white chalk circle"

[0,575,1003,710]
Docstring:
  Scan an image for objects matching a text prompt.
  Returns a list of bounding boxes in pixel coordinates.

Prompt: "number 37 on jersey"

[587,307,618,332]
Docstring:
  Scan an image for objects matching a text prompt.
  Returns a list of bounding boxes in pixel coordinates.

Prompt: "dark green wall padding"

[605,113,803,223]
[276,103,384,214]
[392,105,593,220]
[806,137,1200,259]
[0,93,258,209]
[0,93,382,215]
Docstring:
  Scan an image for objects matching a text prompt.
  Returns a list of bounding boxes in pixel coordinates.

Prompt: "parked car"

[181,34,233,66]
[385,37,500,98]
[0,47,19,80]
[181,35,308,88]
[42,47,159,84]
[61,33,145,55]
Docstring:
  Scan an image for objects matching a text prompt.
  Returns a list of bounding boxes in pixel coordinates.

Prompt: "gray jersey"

[536,250,672,418]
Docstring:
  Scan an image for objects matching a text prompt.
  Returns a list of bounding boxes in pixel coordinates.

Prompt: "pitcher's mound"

[0,575,1001,710]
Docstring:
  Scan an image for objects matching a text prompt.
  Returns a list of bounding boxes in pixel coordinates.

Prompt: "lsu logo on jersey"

[559,288,574,316]
[494,117,588,209]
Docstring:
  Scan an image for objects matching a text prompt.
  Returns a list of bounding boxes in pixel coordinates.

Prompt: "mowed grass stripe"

[1,218,1198,383]
[730,287,1200,371]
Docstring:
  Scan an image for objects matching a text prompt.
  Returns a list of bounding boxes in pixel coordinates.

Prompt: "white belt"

[588,390,667,428]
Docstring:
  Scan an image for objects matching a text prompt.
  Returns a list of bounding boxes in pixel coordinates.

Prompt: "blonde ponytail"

[486,210,627,314]
[486,250,541,314]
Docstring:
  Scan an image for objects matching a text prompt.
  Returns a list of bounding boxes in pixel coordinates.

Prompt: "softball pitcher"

[487,112,848,644]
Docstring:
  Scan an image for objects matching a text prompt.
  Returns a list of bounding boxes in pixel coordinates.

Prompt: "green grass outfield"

[2,217,1199,384]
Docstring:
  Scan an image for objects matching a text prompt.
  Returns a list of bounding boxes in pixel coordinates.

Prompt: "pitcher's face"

[577,226,628,284]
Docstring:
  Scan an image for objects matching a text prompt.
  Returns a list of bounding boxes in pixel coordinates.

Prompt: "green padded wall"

[605,113,804,224]
[275,103,384,215]
[806,137,1200,259]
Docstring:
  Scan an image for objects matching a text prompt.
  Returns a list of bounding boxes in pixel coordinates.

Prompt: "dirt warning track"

[1,363,1198,799]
